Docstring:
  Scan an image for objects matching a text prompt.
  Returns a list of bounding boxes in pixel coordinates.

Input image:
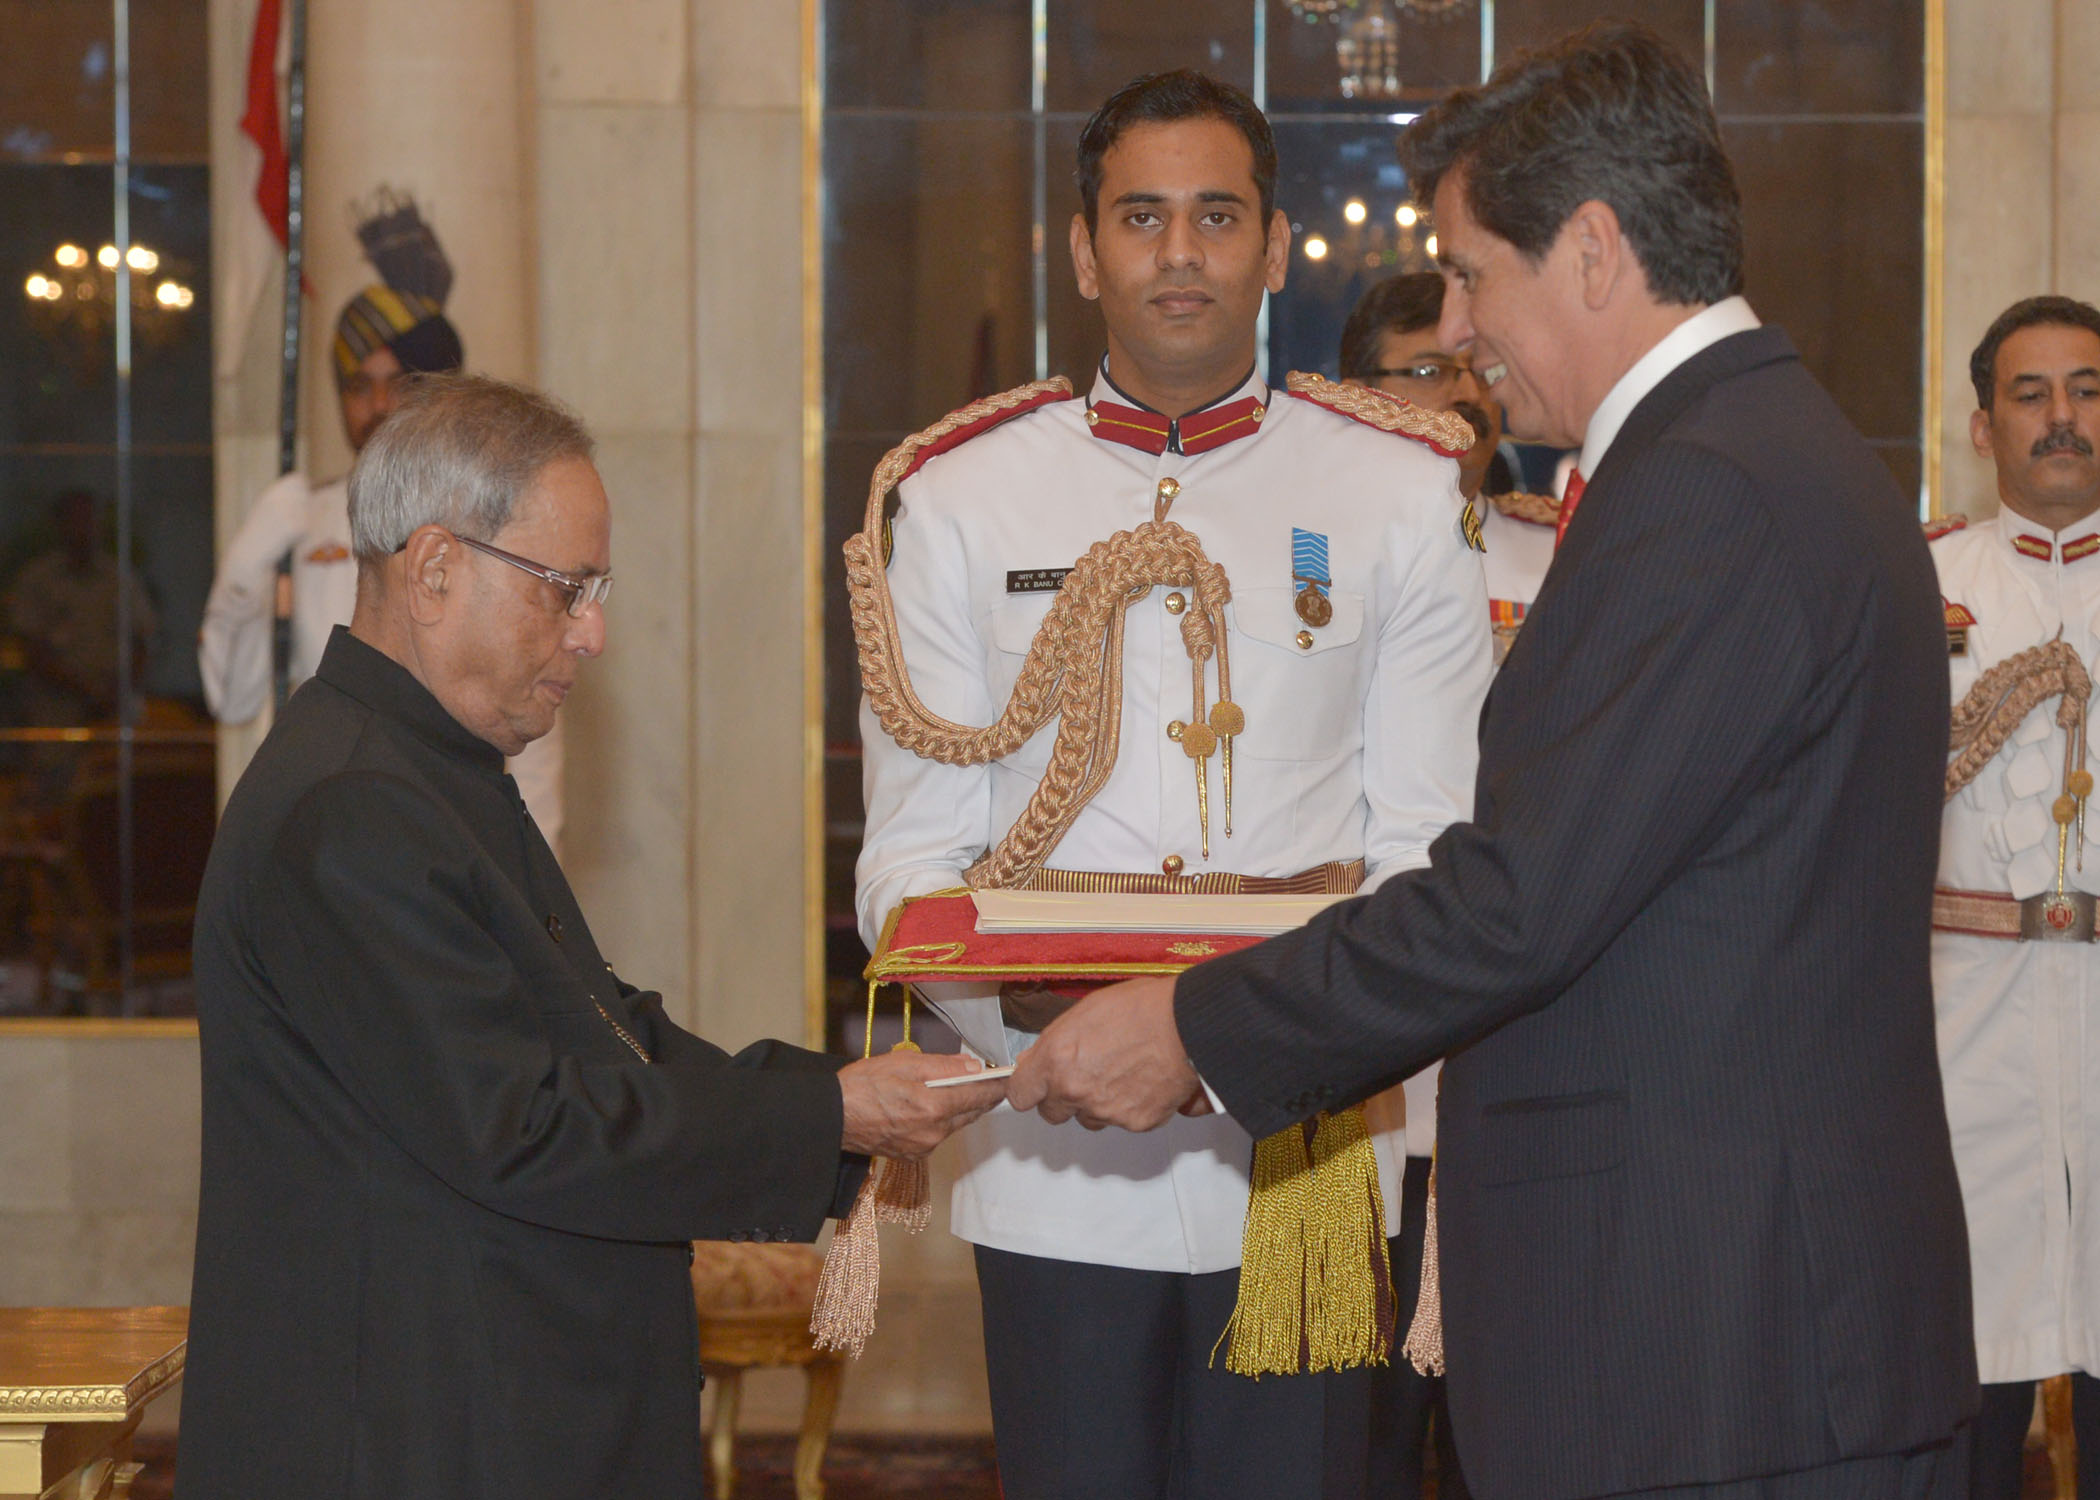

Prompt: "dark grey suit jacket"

[1179,328,1977,1500]
[181,629,859,1500]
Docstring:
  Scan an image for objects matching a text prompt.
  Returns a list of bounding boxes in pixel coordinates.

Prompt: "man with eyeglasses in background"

[178,374,1007,1500]
[1342,270,1558,668]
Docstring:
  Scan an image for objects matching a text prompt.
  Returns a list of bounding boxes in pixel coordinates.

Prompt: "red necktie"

[1556,469,1586,551]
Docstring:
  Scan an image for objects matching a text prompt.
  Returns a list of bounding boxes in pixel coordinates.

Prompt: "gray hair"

[347,374,595,558]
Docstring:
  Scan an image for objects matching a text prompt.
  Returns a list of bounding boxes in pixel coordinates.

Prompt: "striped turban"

[332,285,464,385]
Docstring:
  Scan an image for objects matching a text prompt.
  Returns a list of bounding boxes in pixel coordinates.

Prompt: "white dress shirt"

[1578,296,1763,478]
[856,368,1492,1272]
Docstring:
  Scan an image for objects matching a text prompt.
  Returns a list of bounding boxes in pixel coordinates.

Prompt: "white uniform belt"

[1932,885,2099,942]
[1022,859,1365,896]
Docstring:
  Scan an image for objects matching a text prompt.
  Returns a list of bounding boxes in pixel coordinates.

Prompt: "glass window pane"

[1491,0,1703,69]
[0,0,114,161]
[126,166,211,448]
[1713,0,1922,118]
[1046,0,1254,112]
[1,164,118,450]
[1727,119,1922,445]
[1266,3,1482,113]
[0,452,134,728]
[824,0,1032,112]
[823,117,1037,437]
[1267,119,1431,382]
[131,0,211,161]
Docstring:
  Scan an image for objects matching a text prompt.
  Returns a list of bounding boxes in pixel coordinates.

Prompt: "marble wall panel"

[2063,0,2100,112]
[68,1040,201,1213]
[691,430,806,1050]
[0,1041,71,1211]
[300,0,532,482]
[693,107,804,439]
[693,0,802,111]
[1938,116,2056,518]
[1945,0,2054,117]
[2056,113,2100,305]
[536,103,695,435]
[561,434,697,1024]
[536,0,686,106]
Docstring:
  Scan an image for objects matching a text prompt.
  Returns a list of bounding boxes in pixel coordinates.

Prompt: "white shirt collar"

[1577,296,1762,478]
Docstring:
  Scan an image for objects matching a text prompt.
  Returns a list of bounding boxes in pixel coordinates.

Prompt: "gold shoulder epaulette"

[880,378,1075,494]
[871,378,1075,563]
[1283,371,1474,458]
[1924,514,1968,542]
[1491,491,1562,528]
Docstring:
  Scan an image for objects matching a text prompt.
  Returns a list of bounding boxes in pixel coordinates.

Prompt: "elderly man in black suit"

[1011,21,1978,1500]
[179,375,1006,1500]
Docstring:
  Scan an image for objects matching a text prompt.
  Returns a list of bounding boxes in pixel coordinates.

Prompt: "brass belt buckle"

[2020,890,2097,941]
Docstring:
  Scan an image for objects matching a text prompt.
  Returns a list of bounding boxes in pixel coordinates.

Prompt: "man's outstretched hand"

[1006,975,1213,1132]
[837,1050,1009,1158]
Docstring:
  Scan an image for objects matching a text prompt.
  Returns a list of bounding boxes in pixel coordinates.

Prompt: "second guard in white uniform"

[1928,292,2100,1500]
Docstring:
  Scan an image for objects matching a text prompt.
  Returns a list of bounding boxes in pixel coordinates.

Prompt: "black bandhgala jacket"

[180,627,858,1500]
[1179,328,1979,1500]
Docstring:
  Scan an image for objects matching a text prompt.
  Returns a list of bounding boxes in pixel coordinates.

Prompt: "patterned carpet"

[128,1432,1003,1499]
[120,1431,2064,1499]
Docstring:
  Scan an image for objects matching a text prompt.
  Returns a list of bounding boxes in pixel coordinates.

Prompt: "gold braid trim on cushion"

[1025,859,1364,895]
[1283,371,1475,455]
[844,378,1242,891]
[1490,490,1562,527]
[1946,639,2091,802]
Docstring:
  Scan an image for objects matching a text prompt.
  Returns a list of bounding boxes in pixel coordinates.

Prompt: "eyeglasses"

[455,534,613,617]
[1365,357,1472,385]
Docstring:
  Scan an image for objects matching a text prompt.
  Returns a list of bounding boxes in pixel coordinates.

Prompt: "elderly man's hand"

[1006,975,1211,1131]
[837,1051,1008,1158]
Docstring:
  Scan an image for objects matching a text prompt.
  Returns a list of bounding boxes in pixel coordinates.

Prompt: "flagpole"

[272,0,308,711]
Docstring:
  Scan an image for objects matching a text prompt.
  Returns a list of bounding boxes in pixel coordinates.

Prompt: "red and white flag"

[216,0,294,378]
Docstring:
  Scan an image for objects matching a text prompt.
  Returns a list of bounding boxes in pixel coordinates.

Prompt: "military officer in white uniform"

[1929,295,2100,1500]
[855,72,1490,1500]
[201,286,564,848]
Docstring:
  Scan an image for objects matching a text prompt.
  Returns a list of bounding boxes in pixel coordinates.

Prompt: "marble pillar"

[1938,0,2100,518]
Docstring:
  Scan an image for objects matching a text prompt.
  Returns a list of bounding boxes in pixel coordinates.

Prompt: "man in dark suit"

[179,375,1005,1500]
[1011,22,1978,1500]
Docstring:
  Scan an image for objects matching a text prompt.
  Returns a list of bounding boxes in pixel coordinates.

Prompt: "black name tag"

[1006,567,1072,594]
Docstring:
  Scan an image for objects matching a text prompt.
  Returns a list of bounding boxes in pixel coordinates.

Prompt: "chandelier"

[1283,0,1478,98]
[23,242,197,368]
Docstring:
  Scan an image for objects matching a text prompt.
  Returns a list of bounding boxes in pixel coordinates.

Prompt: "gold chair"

[2043,1374,2076,1500]
[690,1240,846,1500]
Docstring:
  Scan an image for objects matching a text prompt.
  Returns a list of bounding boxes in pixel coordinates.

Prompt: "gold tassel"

[1306,1106,1395,1372]
[1400,1159,1444,1376]
[1214,1104,1393,1377]
[1216,1122,1313,1376]
[811,985,934,1357]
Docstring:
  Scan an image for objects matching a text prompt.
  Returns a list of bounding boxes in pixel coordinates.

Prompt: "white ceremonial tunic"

[1481,495,1557,612]
[856,368,1492,1274]
[1932,506,2100,1383]
[199,471,567,848]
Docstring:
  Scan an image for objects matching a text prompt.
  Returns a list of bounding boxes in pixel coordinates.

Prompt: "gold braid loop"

[1946,638,2092,802]
[1490,490,1564,528]
[844,380,1237,890]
